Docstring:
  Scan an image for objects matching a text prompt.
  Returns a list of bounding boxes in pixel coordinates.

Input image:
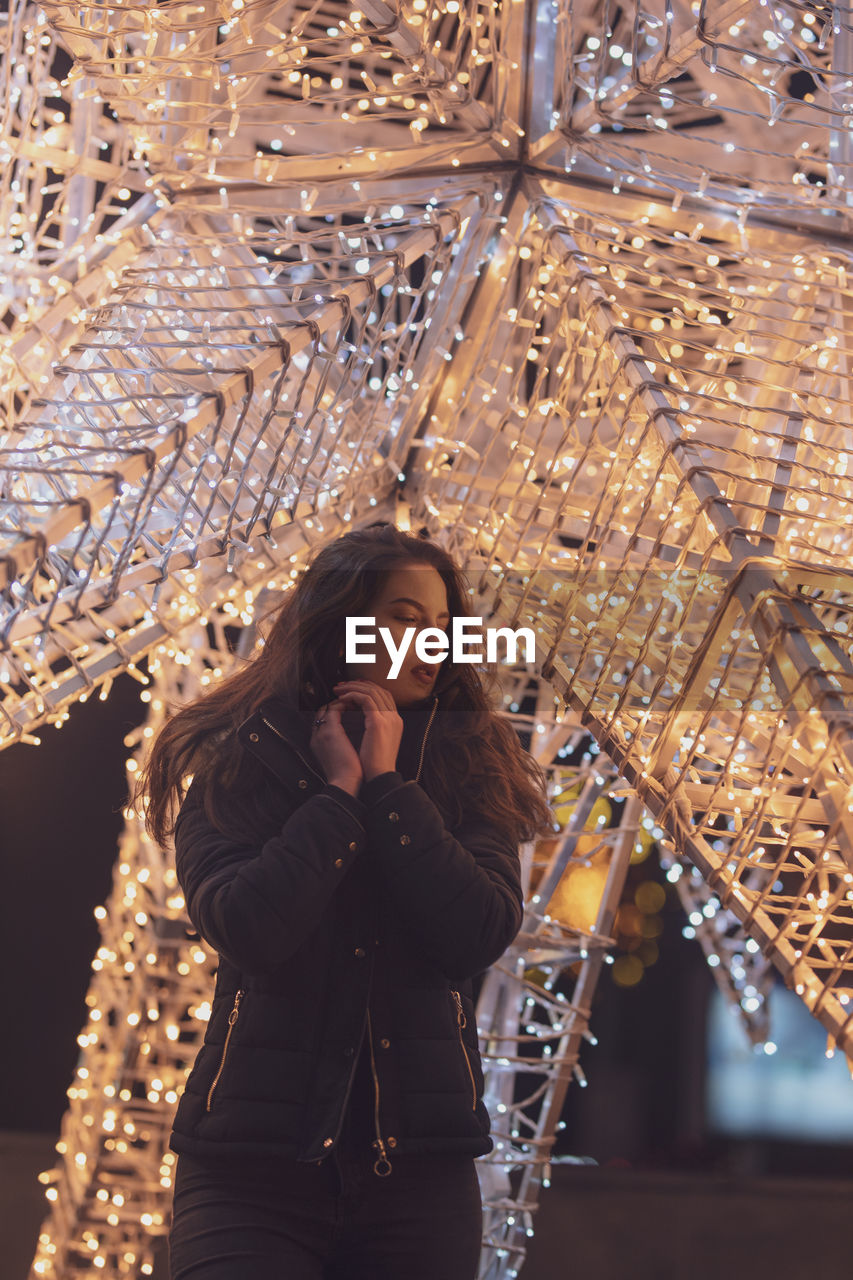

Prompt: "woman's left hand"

[331,680,403,781]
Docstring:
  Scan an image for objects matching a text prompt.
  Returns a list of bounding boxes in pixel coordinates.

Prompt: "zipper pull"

[206,988,244,1112]
[367,1006,392,1176]
[372,1139,392,1178]
[451,989,478,1112]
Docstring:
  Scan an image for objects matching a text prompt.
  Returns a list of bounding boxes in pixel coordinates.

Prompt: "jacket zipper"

[414,695,438,784]
[206,989,244,1112]
[366,1006,392,1176]
[260,715,326,785]
[322,1005,371,1161]
[450,989,477,1111]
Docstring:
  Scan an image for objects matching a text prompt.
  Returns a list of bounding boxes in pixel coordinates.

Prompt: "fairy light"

[7,0,853,1275]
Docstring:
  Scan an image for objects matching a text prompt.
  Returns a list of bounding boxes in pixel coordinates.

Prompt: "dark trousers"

[167,1138,483,1279]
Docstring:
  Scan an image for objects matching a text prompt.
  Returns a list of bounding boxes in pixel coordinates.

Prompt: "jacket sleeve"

[174,779,369,974]
[359,770,524,980]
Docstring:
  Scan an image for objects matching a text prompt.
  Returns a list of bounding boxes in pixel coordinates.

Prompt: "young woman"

[140,522,554,1280]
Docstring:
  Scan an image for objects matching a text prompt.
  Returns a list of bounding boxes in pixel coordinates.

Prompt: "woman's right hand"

[309,699,363,796]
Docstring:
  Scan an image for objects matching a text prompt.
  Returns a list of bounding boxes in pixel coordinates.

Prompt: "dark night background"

[3,676,853,1277]
[1,674,149,1135]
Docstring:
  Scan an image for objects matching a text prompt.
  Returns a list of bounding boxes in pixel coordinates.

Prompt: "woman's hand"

[309,699,363,796]
[332,680,403,782]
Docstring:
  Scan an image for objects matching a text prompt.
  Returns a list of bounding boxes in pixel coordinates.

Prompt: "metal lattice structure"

[7,0,853,1276]
[476,671,643,1279]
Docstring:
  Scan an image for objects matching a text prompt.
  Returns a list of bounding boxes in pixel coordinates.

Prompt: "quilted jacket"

[168,690,524,1169]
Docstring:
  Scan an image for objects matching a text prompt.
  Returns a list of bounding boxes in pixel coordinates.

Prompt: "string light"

[7,0,853,1275]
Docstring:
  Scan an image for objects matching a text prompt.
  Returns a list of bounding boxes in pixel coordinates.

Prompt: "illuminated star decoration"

[5,0,853,1276]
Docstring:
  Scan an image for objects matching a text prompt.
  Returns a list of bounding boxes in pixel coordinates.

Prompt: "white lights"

[9,1,853,1276]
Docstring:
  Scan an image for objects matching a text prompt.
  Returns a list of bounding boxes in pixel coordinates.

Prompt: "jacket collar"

[242,692,439,784]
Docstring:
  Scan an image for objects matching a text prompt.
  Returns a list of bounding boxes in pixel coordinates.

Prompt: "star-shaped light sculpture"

[5,0,853,1275]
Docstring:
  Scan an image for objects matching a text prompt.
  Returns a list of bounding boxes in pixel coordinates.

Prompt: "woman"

[140,523,554,1280]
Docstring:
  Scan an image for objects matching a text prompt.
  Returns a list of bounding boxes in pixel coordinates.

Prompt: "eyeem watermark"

[345,616,536,678]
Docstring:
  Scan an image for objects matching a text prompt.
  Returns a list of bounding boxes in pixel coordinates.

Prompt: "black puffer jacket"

[168,691,524,1169]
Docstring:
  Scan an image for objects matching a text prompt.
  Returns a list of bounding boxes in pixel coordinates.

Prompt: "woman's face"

[343,562,450,708]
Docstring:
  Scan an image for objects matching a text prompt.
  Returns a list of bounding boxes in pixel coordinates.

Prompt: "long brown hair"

[139,523,555,848]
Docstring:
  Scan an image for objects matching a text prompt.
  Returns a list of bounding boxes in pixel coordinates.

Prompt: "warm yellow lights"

[11,0,853,1275]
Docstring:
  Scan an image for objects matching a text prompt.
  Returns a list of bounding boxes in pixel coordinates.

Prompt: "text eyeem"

[345,616,536,679]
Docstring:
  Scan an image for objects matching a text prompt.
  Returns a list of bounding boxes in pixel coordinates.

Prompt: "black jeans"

[167,1139,483,1279]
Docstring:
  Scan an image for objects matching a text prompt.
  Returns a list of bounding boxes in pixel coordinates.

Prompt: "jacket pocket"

[449,989,477,1111]
[206,988,244,1112]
